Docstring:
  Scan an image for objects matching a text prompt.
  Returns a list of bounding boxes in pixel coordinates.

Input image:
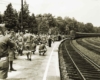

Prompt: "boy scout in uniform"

[31,37,37,54]
[23,30,32,61]
[0,24,16,79]
[17,32,24,56]
[39,38,47,56]
[8,31,17,72]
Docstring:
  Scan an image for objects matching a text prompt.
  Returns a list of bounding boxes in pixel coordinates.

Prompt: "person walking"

[23,30,32,61]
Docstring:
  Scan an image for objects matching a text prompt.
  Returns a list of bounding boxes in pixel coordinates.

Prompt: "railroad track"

[76,38,100,55]
[84,38,100,47]
[61,39,100,80]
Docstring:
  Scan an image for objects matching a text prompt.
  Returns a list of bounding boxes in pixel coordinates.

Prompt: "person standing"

[8,45,17,72]
[0,24,16,79]
[10,31,18,59]
[31,41,37,54]
[8,31,17,72]
[17,32,24,56]
[48,35,52,47]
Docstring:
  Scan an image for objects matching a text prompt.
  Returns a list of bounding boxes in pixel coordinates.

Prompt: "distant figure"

[48,35,52,47]
[58,34,61,41]
[39,42,47,56]
[51,35,55,43]
[17,32,24,56]
[70,30,76,39]
[35,35,41,45]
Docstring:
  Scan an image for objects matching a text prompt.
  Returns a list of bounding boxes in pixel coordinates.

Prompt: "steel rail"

[64,40,86,80]
[70,40,100,71]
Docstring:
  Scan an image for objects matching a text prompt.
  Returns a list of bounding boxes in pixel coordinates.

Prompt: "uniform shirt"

[31,42,36,50]
[41,37,47,44]
[17,35,23,43]
[23,33,32,42]
[0,35,15,57]
[39,44,46,50]
[23,33,33,50]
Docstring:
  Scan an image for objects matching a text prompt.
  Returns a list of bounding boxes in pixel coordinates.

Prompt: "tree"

[38,21,49,34]
[42,13,56,28]
[93,27,100,33]
[28,14,38,34]
[0,14,3,23]
[56,16,66,34]
[3,3,18,30]
[77,22,85,32]
[84,23,94,33]
[18,1,30,32]
[36,14,42,24]
[13,9,19,31]
[42,13,57,34]
[72,18,78,31]
[64,17,76,32]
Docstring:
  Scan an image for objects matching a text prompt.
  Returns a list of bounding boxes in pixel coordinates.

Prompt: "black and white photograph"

[0,0,100,80]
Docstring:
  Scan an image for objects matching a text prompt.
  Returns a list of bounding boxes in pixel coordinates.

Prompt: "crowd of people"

[0,24,63,80]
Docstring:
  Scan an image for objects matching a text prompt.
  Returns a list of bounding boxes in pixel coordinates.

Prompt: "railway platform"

[6,41,61,80]
[45,41,61,80]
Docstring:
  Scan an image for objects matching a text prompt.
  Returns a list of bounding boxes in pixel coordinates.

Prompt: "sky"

[0,0,100,26]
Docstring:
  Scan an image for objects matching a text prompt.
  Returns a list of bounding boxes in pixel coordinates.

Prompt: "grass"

[76,38,100,55]
[84,37,100,46]
[72,39,100,65]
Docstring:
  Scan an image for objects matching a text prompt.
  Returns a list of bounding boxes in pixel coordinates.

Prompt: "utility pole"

[21,0,23,32]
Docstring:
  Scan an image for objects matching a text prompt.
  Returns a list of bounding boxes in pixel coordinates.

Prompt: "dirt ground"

[4,41,61,80]
[6,45,53,80]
